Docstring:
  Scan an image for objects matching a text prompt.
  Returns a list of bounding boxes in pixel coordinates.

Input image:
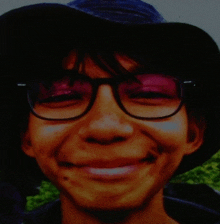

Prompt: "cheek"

[29,125,65,153]
[138,108,189,153]
[27,118,72,181]
[153,119,188,150]
[28,115,72,166]
[143,112,189,181]
[143,109,189,180]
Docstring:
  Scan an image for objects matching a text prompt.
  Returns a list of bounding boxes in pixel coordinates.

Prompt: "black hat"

[0,0,219,175]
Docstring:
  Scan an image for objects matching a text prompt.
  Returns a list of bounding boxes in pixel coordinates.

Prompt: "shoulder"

[0,182,25,224]
[164,183,220,224]
[23,183,220,224]
[24,199,61,224]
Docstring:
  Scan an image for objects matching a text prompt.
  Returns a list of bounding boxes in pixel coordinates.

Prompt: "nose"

[78,85,134,144]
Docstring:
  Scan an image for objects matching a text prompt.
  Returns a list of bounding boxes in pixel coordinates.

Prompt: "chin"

[63,186,158,212]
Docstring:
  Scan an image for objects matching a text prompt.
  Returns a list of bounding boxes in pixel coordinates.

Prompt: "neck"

[60,190,179,224]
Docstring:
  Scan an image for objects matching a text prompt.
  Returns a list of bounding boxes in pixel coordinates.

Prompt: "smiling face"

[22,51,204,213]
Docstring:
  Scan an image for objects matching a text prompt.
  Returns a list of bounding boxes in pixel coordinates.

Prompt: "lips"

[58,152,157,181]
[58,152,157,169]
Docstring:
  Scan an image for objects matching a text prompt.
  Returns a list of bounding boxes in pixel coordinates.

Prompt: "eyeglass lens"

[118,74,181,118]
[28,74,181,120]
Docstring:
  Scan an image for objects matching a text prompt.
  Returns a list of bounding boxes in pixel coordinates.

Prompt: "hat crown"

[67,0,165,23]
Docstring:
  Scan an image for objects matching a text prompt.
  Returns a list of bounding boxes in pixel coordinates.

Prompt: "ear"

[21,131,35,158]
[185,116,206,155]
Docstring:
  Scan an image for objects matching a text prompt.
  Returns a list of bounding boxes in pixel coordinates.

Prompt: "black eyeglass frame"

[19,75,196,121]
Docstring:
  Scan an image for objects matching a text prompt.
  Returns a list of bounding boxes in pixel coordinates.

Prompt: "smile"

[58,153,157,180]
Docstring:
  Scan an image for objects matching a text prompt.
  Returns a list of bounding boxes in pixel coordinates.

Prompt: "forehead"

[62,50,139,78]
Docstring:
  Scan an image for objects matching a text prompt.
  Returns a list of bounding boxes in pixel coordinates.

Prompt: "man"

[0,0,220,223]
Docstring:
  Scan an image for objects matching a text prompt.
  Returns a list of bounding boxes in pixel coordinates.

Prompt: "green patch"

[25,181,60,211]
[171,150,220,191]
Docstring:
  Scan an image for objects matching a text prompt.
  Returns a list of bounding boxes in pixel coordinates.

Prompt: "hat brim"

[0,3,220,175]
[1,3,218,63]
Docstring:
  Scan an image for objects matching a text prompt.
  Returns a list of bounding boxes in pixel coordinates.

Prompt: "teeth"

[87,166,135,175]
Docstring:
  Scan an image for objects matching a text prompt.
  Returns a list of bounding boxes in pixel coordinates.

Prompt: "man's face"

[22,51,203,210]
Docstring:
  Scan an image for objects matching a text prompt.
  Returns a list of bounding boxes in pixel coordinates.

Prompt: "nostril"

[87,138,97,144]
[58,162,74,168]
[114,137,125,142]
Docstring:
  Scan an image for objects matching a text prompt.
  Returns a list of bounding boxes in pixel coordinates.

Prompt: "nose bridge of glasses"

[91,78,121,112]
[93,78,118,100]
[94,78,117,86]
[95,79,116,100]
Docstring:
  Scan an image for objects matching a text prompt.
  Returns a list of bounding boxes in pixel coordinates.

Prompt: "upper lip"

[58,152,157,168]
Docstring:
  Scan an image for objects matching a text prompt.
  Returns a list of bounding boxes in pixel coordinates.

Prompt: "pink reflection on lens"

[136,74,177,95]
[38,76,92,101]
[120,74,178,97]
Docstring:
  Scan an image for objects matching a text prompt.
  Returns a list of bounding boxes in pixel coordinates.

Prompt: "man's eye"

[39,92,83,103]
[128,91,173,99]
[36,91,88,109]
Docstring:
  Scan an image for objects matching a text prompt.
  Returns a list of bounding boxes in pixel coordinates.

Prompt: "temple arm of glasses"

[17,83,26,87]
[183,80,197,87]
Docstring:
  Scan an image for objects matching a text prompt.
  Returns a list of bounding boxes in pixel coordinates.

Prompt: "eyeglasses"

[20,73,195,120]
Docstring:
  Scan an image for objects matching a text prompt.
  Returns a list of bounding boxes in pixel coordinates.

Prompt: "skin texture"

[22,51,205,224]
